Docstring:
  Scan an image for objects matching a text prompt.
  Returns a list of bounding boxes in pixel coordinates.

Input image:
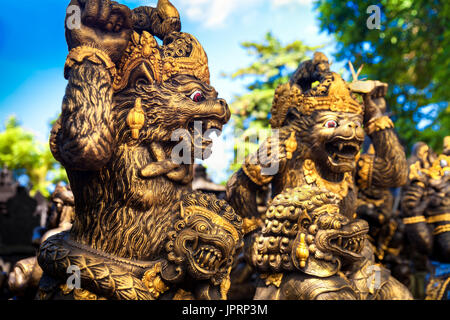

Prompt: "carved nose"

[217,98,228,108]
[344,121,360,129]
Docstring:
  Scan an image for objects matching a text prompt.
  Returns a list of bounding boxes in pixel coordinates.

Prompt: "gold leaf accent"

[295,233,309,268]
[64,46,116,79]
[402,216,426,224]
[433,224,450,236]
[285,132,297,160]
[220,267,232,300]
[422,154,450,180]
[425,277,450,300]
[242,217,263,234]
[73,288,106,300]
[142,262,169,299]
[127,98,145,139]
[270,73,363,128]
[260,273,283,288]
[173,288,194,300]
[59,284,73,296]
[114,31,210,91]
[357,154,374,190]
[303,159,353,198]
[426,213,450,224]
[364,116,394,135]
[182,205,240,242]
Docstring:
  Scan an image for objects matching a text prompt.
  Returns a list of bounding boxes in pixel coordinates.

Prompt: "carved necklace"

[302,159,353,199]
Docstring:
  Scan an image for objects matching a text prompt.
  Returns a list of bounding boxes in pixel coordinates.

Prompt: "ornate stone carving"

[37,0,238,300]
[226,52,411,299]
[401,137,450,299]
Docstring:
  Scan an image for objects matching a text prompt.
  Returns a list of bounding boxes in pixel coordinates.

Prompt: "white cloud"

[270,0,314,6]
[179,0,253,28]
[132,0,314,28]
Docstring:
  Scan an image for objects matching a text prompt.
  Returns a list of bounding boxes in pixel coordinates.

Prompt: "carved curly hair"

[252,186,341,273]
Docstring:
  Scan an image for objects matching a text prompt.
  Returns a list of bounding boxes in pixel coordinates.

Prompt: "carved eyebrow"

[316,114,339,122]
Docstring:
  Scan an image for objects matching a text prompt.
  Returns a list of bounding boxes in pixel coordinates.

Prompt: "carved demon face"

[302,204,369,264]
[252,186,368,277]
[164,192,242,285]
[310,111,364,174]
[117,75,230,160]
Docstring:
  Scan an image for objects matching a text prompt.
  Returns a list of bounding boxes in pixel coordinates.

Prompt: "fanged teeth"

[338,236,364,254]
[194,246,223,271]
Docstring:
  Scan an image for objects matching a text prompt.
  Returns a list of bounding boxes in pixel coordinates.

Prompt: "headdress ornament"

[270,52,363,128]
[113,30,210,91]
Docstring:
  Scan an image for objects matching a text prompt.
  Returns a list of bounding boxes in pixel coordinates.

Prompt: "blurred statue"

[402,137,450,300]
[226,52,412,299]
[355,143,412,288]
[37,0,241,300]
[0,168,18,215]
[192,164,226,199]
[7,184,74,299]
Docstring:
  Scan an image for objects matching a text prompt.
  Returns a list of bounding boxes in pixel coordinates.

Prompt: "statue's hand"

[257,135,287,168]
[65,0,133,63]
[361,81,388,125]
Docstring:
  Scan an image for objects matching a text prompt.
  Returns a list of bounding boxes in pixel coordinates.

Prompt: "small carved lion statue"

[37,0,232,300]
[8,184,74,299]
[252,185,411,300]
[37,192,242,300]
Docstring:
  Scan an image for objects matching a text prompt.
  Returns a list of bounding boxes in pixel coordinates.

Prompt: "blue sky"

[0,0,340,183]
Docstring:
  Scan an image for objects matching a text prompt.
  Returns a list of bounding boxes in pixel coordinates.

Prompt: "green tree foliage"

[0,116,67,197]
[226,32,320,171]
[315,0,450,153]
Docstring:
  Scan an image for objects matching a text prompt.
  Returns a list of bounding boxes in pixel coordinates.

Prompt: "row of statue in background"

[0,181,74,299]
[1,0,448,300]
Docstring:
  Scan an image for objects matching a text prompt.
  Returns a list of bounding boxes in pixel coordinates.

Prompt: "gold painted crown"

[113,31,210,91]
[271,58,363,128]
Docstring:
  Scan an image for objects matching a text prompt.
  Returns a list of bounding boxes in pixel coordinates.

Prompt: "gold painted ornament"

[127,98,145,139]
[296,233,309,268]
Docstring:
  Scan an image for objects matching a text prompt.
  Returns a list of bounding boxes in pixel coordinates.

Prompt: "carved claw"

[140,142,192,183]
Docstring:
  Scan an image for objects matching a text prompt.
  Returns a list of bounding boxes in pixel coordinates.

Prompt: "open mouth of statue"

[192,244,225,272]
[325,139,361,165]
[187,118,224,152]
[327,222,369,259]
[185,238,226,274]
[329,233,365,255]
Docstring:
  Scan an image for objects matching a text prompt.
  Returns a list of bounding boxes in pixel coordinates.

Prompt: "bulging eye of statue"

[196,223,208,232]
[189,90,205,102]
[324,120,338,128]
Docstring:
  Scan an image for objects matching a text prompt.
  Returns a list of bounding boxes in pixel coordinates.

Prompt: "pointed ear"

[298,208,312,230]
[126,62,157,88]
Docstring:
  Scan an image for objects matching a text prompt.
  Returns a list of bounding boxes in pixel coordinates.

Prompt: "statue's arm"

[132,0,181,39]
[226,132,288,219]
[369,127,408,188]
[50,0,133,171]
[401,176,433,255]
[356,82,408,189]
[52,60,115,171]
[226,169,260,219]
